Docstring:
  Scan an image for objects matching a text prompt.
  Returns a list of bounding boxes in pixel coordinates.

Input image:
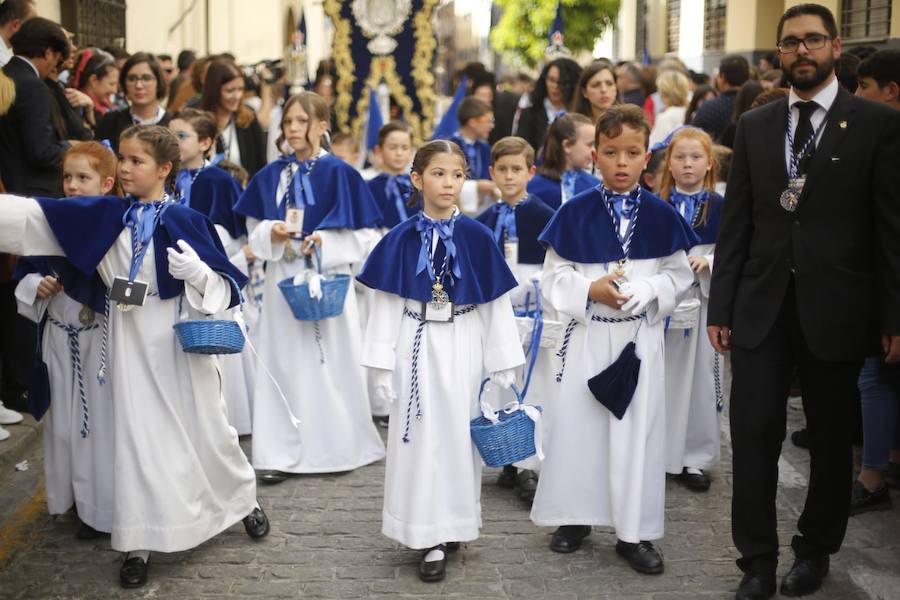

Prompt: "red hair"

[64,141,120,195]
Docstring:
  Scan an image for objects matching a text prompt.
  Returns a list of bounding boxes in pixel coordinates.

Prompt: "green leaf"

[490,0,620,68]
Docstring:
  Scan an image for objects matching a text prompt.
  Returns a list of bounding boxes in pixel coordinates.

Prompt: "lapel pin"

[839,120,848,129]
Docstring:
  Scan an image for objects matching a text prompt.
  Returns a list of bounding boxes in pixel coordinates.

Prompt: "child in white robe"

[234,92,385,482]
[475,136,556,501]
[170,108,255,435]
[14,142,117,539]
[0,125,267,589]
[659,127,725,491]
[530,105,696,575]
[357,140,525,582]
[363,121,417,423]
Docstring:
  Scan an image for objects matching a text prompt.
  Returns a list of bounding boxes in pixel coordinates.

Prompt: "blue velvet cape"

[474,195,555,265]
[447,133,492,180]
[527,171,600,211]
[356,214,517,304]
[538,187,699,263]
[187,165,247,239]
[35,196,247,308]
[234,153,383,232]
[367,173,422,228]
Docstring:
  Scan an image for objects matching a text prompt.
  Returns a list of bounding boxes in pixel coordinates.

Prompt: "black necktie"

[793,101,818,174]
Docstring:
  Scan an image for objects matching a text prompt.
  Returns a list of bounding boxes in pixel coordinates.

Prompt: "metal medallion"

[779,178,804,213]
[431,282,449,307]
[78,305,95,325]
[283,240,297,263]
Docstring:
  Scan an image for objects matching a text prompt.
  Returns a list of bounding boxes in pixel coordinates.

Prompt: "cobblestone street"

[0,400,898,599]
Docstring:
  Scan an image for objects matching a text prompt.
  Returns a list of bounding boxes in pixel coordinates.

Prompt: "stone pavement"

[0,396,898,599]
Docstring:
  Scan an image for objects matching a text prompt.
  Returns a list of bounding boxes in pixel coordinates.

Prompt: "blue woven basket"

[470,379,541,468]
[277,245,350,321]
[173,274,246,355]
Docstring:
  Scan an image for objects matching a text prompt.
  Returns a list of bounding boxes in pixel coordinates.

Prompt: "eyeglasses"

[126,74,156,85]
[777,33,832,54]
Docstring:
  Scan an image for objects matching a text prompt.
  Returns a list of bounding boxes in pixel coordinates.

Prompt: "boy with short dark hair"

[450,96,497,213]
[531,104,696,575]
[368,121,416,229]
[476,136,555,501]
[857,49,900,109]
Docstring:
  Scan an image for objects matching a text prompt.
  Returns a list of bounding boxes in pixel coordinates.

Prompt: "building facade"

[612,0,897,72]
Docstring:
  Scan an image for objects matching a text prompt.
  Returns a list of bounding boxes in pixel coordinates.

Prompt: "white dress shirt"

[784,75,839,173]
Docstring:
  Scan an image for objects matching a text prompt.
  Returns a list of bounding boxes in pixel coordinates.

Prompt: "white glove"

[167,239,210,286]
[307,272,323,300]
[620,279,655,315]
[371,368,396,405]
[489,368,517,390]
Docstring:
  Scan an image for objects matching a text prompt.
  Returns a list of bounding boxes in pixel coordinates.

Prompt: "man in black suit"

[0,16,71,196]
[0,16,70,415]
[707,4,900,600]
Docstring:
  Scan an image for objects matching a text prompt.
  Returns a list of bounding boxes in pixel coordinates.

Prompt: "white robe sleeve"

[315,228,381,271]
[459,180,480,214]
[642,250,695,324]
[214,224,249,275]
[697,247,715,298]
[0,195,65,256]
[477,293,526,373]
[360,290,405,371]
[246,217,285,262]
[541,248,592,324]
[14,273,47,322]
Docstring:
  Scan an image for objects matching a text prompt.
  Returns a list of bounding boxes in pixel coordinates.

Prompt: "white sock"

[685,467,704,476]
[126,550,150,562]
[424,547,445,562]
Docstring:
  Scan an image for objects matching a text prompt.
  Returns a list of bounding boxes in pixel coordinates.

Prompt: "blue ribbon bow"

[670,189,708,228]
[279,155,317,212]
[175,168,197,206]
[561,170,578,203]
[122,198,168,282]
[604,188,640,232]
[385,174,413,222]
[415,212,463,284]
[492,202,517,244]
[454,132,480,179]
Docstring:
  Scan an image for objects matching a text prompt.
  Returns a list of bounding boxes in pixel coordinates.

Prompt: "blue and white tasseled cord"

[47,316,100,438]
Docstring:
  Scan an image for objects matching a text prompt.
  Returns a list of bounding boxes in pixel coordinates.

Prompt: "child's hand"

[588,274,630,309]
[688,256,710,273]
[301,233,322,256]
[242,244,256,263]
[476,180,500,199]
[36,276,63,300]
[270,222,292,243]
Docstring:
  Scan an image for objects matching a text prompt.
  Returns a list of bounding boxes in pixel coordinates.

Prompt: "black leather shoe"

[119,554,149,589]
[497,465,518,489]
[243,507,270,539]
[790,429,809,449]
[735,571,776,600]
[678,468,711,492]
[850,480,892,516]
[615,540,664,574]
[76,521,107,540]
[418,545,447,582]
[780,555,829,597]
[550,525,591,553]
[257,470,288,484]
[445,541,460,553]
[516,469,539,501]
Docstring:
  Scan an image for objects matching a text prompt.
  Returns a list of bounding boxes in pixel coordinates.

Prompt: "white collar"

[13,55,39,78]
[132,104,166,125]
[423,206,460,222]
[788,75,839,112]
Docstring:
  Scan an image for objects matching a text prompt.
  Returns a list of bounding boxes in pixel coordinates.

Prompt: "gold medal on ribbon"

[283,240,297,263]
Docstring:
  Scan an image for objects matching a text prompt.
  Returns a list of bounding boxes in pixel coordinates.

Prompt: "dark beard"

[786,56,834,91]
